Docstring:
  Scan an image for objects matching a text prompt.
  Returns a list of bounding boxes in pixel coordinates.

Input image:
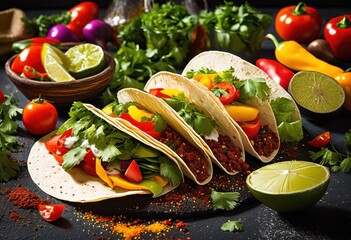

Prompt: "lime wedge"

[41,43,75,82]
[65,43,106,79]
[288,71,345,114]
[246,161,330,212]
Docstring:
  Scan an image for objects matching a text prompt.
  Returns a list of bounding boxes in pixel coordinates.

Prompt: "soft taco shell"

[181,50,294,163]
[117,88,213,185]
[27,105,184,203]
[144,71,246,175]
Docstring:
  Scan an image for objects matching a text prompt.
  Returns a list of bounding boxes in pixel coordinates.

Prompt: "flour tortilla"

[144,71,245,175]
[181,51,300,162]
[27,105,184,203]
[116,88,213,185]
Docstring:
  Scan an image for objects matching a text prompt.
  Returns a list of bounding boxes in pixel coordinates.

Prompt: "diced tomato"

[308,131,331,148]
[149,88,172,98]
[45,134,61,153]
[52,152,64,165]
[80,148,98,177]
[124,160,143,183]
[238,117,261,139]
[212,82,240,105]
[38,204,65,222]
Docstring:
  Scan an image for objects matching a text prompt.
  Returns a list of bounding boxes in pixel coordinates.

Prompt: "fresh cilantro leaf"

[159,156,183,186]
[277,120,304,143]
[211,188,240,210]
[235,78,270,101]
[270,97,296,123]
[62,147,86,170]
[309,148,341,166]
[152,114,168,132]
[221,220,243,232]
[0,151,20,182]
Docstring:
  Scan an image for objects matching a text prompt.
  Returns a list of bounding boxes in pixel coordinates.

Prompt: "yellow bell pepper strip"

[224,104,259,122]
[160,89,182,98]
[335,69,351,111]
[266,33,344,79]
[95,158,114,188]
[128,105,154,122]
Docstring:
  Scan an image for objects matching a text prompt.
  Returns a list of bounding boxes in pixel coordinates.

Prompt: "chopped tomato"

[80,148,98,177]
[149,88,171,98]
[38,204,65,222]
[45,134,61,153]
[124,160,143,183]
[308,131,331,148]
[212,82,240,105]
[238,117,261,139]
[56,128,73,155]
[52,152,64,165]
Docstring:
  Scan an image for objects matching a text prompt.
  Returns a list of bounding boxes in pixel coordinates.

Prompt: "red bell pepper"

[324,15,351,62]
[211,82,240,105]
[11,45,45,75]
[275,2,322,43]
[12,37,60,53]
[119,113,161,139]
[256,58,294,90]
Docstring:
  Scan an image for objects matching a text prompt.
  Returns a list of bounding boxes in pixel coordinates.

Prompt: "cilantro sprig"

[0,94,23,182]
[221,220,243,232]
[211,188,240,211]
[309,129,351,173]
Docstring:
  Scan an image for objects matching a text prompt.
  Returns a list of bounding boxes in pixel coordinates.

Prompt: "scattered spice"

[7,186,48,209]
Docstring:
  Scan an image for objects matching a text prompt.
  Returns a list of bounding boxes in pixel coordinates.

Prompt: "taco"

[182,51,303,163]
[100,88,213,185]
[27,102,184,202]
[144,71,248,175]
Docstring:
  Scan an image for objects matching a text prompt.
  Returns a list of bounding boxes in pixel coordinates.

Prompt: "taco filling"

[149,88,248,173]
[45,102,182,197]
[105,101,210,183]
[186,67,280,157]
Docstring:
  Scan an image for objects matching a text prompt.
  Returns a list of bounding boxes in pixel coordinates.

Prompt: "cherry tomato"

[238,117,261,139]
[67,1,99,39]
[212,82,240,105]
[149,88,172,98]
[275,2,322,43]
[23,98,58,135]
[124,160,142,183]
[38,204,65,222]
[308,131,331,148]
[0,90,5,104]
[80,148,98,177]
[10,45,45,75]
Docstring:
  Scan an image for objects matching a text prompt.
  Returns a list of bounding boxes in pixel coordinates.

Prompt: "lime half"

[65,43,106,79]
[288,71,345,114]
[41,43,75,82]
[246,160,330,212]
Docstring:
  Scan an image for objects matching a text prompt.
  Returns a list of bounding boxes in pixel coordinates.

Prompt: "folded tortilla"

[144,71,246,175]
[181,50,299,163]
[27,104,184,203]
[113,88,213,185]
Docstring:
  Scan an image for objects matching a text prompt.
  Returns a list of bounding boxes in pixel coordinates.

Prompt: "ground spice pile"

[7,186,48,209]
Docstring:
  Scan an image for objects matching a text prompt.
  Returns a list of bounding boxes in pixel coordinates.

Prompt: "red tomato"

[67,1,99,39]
[38,204,65,222]
[23,98,58,135]
[212,82,240,105]
[238,117,261,139]
[308,131,331,148]
[124,160,143,183]
[10,45,45,75]
[149,88,172,98]
[0,90,5,104]
[275,2,322,43]
[80,148,98,177]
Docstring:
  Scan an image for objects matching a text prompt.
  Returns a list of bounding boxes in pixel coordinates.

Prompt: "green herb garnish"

[221,220,244,232]
[211,188,240,210]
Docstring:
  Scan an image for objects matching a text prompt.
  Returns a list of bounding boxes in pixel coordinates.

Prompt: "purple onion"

[47,24,80,43]
[82,19,113,50]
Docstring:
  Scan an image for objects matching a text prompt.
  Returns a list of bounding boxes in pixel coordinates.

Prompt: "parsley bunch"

[309,130,351,173]
[0,95,22,181]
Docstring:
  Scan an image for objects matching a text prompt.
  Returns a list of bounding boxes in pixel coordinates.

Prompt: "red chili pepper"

[256,58,294,90]
[12,37,60,53]
[211,82,240,105]
[23,65,50,81]
[324,15,351,62]
[275,2,322,43]
[308,131,331,148]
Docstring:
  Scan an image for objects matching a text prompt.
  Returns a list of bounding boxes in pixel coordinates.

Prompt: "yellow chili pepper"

[335,69,351,111]
[266,34,344,79]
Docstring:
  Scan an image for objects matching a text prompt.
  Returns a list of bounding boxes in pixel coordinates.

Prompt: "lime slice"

[246,160,330,212]
[288,71,345,114]
[65,43,106,79]
[41,43,75,82]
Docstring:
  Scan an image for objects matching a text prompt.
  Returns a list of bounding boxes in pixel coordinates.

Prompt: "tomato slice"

[149,88,171,98]
[212,82,240,105]
[38,204,65,222]
[124,160,143,183]
[238,117,261,139]
[80,148,98,177]
[308,131,331,148]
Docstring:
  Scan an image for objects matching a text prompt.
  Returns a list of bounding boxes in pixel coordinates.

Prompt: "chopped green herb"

[211,188,240,210]
[221,219,243,232]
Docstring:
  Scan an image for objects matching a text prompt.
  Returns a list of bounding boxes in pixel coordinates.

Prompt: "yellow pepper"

[266,34,344,79]
[160,88,183,97]
[95,158,114,188]
[335,69,351,111]
[128,105,154,122]
[224,103,259,122]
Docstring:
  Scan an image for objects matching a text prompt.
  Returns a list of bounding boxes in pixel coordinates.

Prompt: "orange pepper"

[95,158,114,188]
[335,70,351,111]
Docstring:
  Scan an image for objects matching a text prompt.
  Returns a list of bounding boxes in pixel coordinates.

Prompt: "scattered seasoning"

[7,186,48,209]
[251,125,280,157]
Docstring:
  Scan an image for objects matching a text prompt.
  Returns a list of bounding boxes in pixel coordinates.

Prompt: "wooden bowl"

[5,51,116,106]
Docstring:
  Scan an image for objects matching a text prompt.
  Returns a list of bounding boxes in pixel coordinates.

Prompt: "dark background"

[1,0,351,10]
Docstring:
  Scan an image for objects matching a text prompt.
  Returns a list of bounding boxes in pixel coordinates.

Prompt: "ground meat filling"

[205,134,249,173]
[250,125,279,157]
[159,128,209,183]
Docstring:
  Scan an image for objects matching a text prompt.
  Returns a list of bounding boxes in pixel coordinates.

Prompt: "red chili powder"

[7,187,48,209]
